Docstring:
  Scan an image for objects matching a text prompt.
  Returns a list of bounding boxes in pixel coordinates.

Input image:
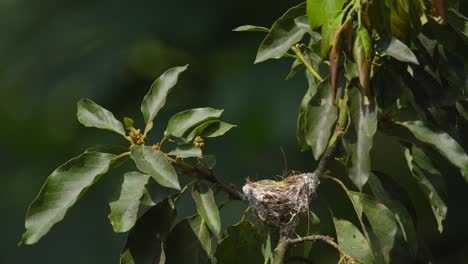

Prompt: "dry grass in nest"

[242,172,320,232]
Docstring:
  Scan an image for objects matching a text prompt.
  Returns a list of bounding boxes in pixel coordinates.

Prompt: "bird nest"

[242,172,320,233]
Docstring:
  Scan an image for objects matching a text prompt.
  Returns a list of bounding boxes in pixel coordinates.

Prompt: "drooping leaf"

[233,25,269,32]
[349,192,399,263]
[399,121,468,181]
[201,155,217,170]
[255,3,308,63]
[404,146,447,232]
[77,99,126,136]
[215,221,265,264]
[262,232,274,264]
[141,65,188,127]
[286,58,304,80]
[120,199,175,264]
[187,120,236,141]
[368,174,418,256]
[304,80,338,159]
[108,171,150,233]
[165,219,209,264]
[447,8,468,42]
[297,86,314,151]
[344,87,377,190]
[165,107,223,137]
[306,0,346,29]
[352,25,373,97]
[168,144,202,158]
[333,218,374,264]
[131,145,180,190]
[377,37,420,64]
[192,182,221,239]
[187,214,213,257]
[329,36,341,103]
[21,151,116,245]
[320,12,344,58]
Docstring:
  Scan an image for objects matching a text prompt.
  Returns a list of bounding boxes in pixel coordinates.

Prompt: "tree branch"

[274,235,346,264]
[168,156,245,201]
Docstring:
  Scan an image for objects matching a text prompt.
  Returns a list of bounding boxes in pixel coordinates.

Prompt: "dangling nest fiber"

[242,172,320,232]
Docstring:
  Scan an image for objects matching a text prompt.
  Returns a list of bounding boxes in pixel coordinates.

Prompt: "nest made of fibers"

[242,172,320,231]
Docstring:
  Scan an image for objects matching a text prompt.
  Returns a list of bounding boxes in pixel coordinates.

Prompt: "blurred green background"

[1,0,467,263]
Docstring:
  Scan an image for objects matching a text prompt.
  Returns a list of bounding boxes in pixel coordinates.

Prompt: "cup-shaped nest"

[242,173,319,230]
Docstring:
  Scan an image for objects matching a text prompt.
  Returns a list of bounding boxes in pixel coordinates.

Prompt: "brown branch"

[274,235,346,264]
[168,156,245,201]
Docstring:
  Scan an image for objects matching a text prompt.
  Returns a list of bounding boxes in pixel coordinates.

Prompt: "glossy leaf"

[21,151,116,244]
[306,0,346,29]
[344,88,377,190]
[165,107,223,137]
[108,171,150,233]
[215,221,264,264]
[368,174,418,256]
[305,80,338,159]
[192,182,221,239]
[188,214,213,257]
[255,3,308,63]
[141,65,188,126]
[233,25,269,32]
[140,178,178,207]
[377,37,419,64]
[333,218,373,264]
[168,144,202,158]
[187,120,236,141]
[350,192,399,263]
[352,25,373,96]
[77,99,125,136]
[404,147,447,232]
[131,145,180,190]
[399,121,468,181]
[120,200,175,264]
[165,219,209,264]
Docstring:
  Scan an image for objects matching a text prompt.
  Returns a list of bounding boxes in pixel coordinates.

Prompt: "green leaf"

[108,171,150,233]
[168,144,202,158]
[320,12,344,58]
[448,8,468,42]
[333,218,373,264]
[404,147,447,232]
[254,3,308,63]
[286,58,304,80]
[140,178,178,207]
[349,192,399,263]
[192,182,221,239]
[399,121,468,181]
[187,120,236,141]
[297,86,314,151]
[215,221,265,264]
[124,117,134,129]
[233,25,269,32]
[304,80,338,159]
[21,151,116,245]
[202,155,217,169]
[352,25,373,96]
[377,37,419,64]
[165,219,209,264]
[344,88,377,190]
[165,107,224,137]
[306,0,346,29]
[262,232,274,264]
[368,174,418,256]
[188,214,213,257]
[131,145,180,190]
[141,65,188,127]
[77,99,125,136]
[120,199,175,264]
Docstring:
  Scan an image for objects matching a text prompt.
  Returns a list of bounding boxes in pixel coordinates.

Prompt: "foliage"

[20,0,467,263]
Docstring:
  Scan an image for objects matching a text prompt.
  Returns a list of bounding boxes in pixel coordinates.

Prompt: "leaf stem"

[291,44,324,82]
